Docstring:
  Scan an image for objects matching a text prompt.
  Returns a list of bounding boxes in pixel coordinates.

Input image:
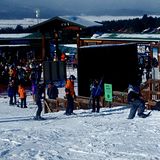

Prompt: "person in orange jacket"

[18,83,27,108]
[65,75,76,115]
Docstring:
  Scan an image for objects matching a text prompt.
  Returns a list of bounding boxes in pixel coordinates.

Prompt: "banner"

[104,83,112,102]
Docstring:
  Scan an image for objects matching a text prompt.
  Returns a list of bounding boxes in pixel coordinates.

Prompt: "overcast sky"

[1,0,160,19]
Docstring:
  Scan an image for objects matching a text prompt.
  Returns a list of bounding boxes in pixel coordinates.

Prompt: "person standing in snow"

[127,82,150,119]
[7,81,15,105]
[18,83,27,108]
[34,82,45,120]
[47,82,59,99]
[64,75,76,115]
[90,79,102,113]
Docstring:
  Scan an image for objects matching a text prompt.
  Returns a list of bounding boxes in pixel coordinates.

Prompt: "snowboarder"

[127,82,151,119]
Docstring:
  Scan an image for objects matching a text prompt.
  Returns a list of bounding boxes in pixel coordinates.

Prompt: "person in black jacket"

[127,83,149,119]
[34,82,45,120]
[47,82,58,99]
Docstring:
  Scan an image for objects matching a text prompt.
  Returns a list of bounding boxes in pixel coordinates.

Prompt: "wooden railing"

[141,79,160,109]
[43,91,128,113]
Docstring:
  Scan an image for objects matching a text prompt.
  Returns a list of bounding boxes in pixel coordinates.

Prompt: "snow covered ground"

[0,91,160,160]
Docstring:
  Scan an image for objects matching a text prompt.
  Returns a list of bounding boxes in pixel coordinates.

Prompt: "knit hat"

[69,75,76,80]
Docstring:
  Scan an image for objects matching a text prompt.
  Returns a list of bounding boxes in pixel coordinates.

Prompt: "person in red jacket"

[65,75,76,115]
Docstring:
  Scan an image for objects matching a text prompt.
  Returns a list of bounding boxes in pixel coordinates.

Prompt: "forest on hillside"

[100,14,160,33]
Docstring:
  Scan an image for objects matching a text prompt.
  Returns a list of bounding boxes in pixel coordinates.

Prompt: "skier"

[34,82,45,120]
[90,78,103,113]
[64,75,76,115]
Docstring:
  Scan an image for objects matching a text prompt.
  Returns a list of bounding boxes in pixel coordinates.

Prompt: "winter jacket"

[18,85,26,99]
[7,85,15,97]
[47,85,58,99]
[91,84,102,97]
[65,79,75,97]
[35,84,44,102]
[127,85,141,103]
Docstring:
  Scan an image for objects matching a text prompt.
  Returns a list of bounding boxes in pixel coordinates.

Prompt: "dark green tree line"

[101,14,160,33]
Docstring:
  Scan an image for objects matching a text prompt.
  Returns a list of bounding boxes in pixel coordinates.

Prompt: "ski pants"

[66,96,74,115]
[36,100,42,118]
[20,98,26,108]
[92,96,100,112]
[9,95,14,105]
[128,99,145,119]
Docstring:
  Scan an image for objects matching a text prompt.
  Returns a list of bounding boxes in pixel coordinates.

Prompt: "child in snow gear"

[65,75,76,115]
[127,83,150,119]
[90,79,102,113]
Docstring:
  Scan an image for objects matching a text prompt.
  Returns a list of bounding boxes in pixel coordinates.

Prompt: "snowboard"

[139,111,152,118]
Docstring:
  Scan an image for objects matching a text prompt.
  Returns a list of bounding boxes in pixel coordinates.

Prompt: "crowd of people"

[5,60,43,111]
[0,50,152,120]
[0,51,44,119]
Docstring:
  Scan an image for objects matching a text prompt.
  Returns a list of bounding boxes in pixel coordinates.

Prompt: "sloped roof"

[59,16,102,28]
[31,16,102,32]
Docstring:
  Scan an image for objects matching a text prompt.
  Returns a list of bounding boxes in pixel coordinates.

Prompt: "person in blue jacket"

[90,79,102,113]
[7,81,15,105]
